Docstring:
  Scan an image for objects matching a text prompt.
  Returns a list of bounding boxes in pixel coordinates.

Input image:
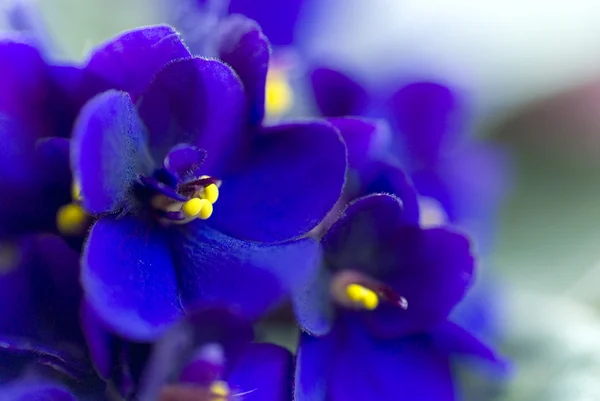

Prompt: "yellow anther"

[345,284,379,310]
[209,380,230,398]
[182,198,204,218]
[197,199,213,220]
[203,183,219,204]
[265,69,293,118]
[56,203,88,236]
[71,182,82,201]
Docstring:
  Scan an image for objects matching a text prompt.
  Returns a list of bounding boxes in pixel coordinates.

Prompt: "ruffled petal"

[386,81,460,166]
[228,0,306,47]
[136,57,246,171]
[210,121,347,242]
[71,90,154,215]
[170,222,321,321]
[310,67,369,117]
[227,343,293,401]
[217,15,270,124]
[81,216,183,341]
[0,381,77,401]
[84,25,191,100]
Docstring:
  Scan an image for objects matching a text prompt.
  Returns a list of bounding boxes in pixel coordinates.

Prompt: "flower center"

[147,175,221,226]
[331,270,408,311]
[56,182,90,236]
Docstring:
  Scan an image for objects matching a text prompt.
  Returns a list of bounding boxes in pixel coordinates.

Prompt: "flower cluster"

[0,6,506,401]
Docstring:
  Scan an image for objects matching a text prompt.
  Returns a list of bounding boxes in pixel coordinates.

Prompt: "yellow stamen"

[265,69,293,118]
[197,200,213,220]
[182,198,204,218]
[56,203,88,235]
[345,284,379,310]
[203,183,219,204]
[209,380,230,398]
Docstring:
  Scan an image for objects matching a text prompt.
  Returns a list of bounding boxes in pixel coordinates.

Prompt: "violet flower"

[72,20,346,342]
[137,309,293,401]
[294,194,503,401]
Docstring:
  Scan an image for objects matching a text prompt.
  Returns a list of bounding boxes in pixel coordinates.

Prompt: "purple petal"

[291,267,334,337]
[294,331,333,401]
[310,67,369,117]
[386,81,460,166]
[81,216,184,341]
[163,144,207,182]
[138,309,253,399]
[84,25,191,100]
[136,57,246,171]
[210,121,347,242]
[299,318,457,401]
[171,222,321,321]
[227,343,293,401]
[327,117,389,170]
[228,0,306,47]
[0,381,77,401]
[217,15,270,124]
[81,300,113,380]
[71,90,154,215]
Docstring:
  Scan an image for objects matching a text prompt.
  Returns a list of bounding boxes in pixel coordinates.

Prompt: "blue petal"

[81,300,113,380]
[296,319,457,401]
[209,121,347,243]
[227,343,293,401]
[136,57,246,171]
[310,67,369,117]
[84,25,191,100]
[71,90,154,215]
[291,267,334,336]
[81,216,184,341]
[217,15,270,124]
[0,381,77,401]
[170,222,320,321]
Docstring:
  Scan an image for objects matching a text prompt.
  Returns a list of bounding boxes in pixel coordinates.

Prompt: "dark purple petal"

[137,57,246,171]
[227,343,293,401]
[81,300,113,380]
[386,81,460,166]
[164,144,207,182]
[291,268,334,336]
[71,90,154,215]
[81,216,184,341]
[217,15,270,124]
[327,117,389,170]
[228,0,307,47]
[0,381,77,401]
[138,309,253,399]
[84,25,191,100]
[310,67,369,117]
[210,121,347,242]
[295,318,456,401]
[170,222,321,321]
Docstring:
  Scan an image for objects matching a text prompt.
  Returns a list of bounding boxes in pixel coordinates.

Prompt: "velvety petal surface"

[386,81,461,166]
[0,382,77,401]
[81,216,183,341]
[136,57,246,171]
[227,343,293,401]
[217,15,270,124]
[311,67,369,117]
[170,222,321,321]
[71,90,154,215]
[210,121,346,242]
[84,25,191,100]
[295,319,456,401]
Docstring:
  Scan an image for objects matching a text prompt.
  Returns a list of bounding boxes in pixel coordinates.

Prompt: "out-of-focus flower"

[294,194,504,401]
[72,20,346,342]
[137,308,293,401]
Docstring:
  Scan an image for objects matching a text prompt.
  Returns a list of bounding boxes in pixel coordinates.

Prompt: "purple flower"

[293,194,504,401]
[137,308,292,401]
[0,381,79,401]
[72,21,346,342]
